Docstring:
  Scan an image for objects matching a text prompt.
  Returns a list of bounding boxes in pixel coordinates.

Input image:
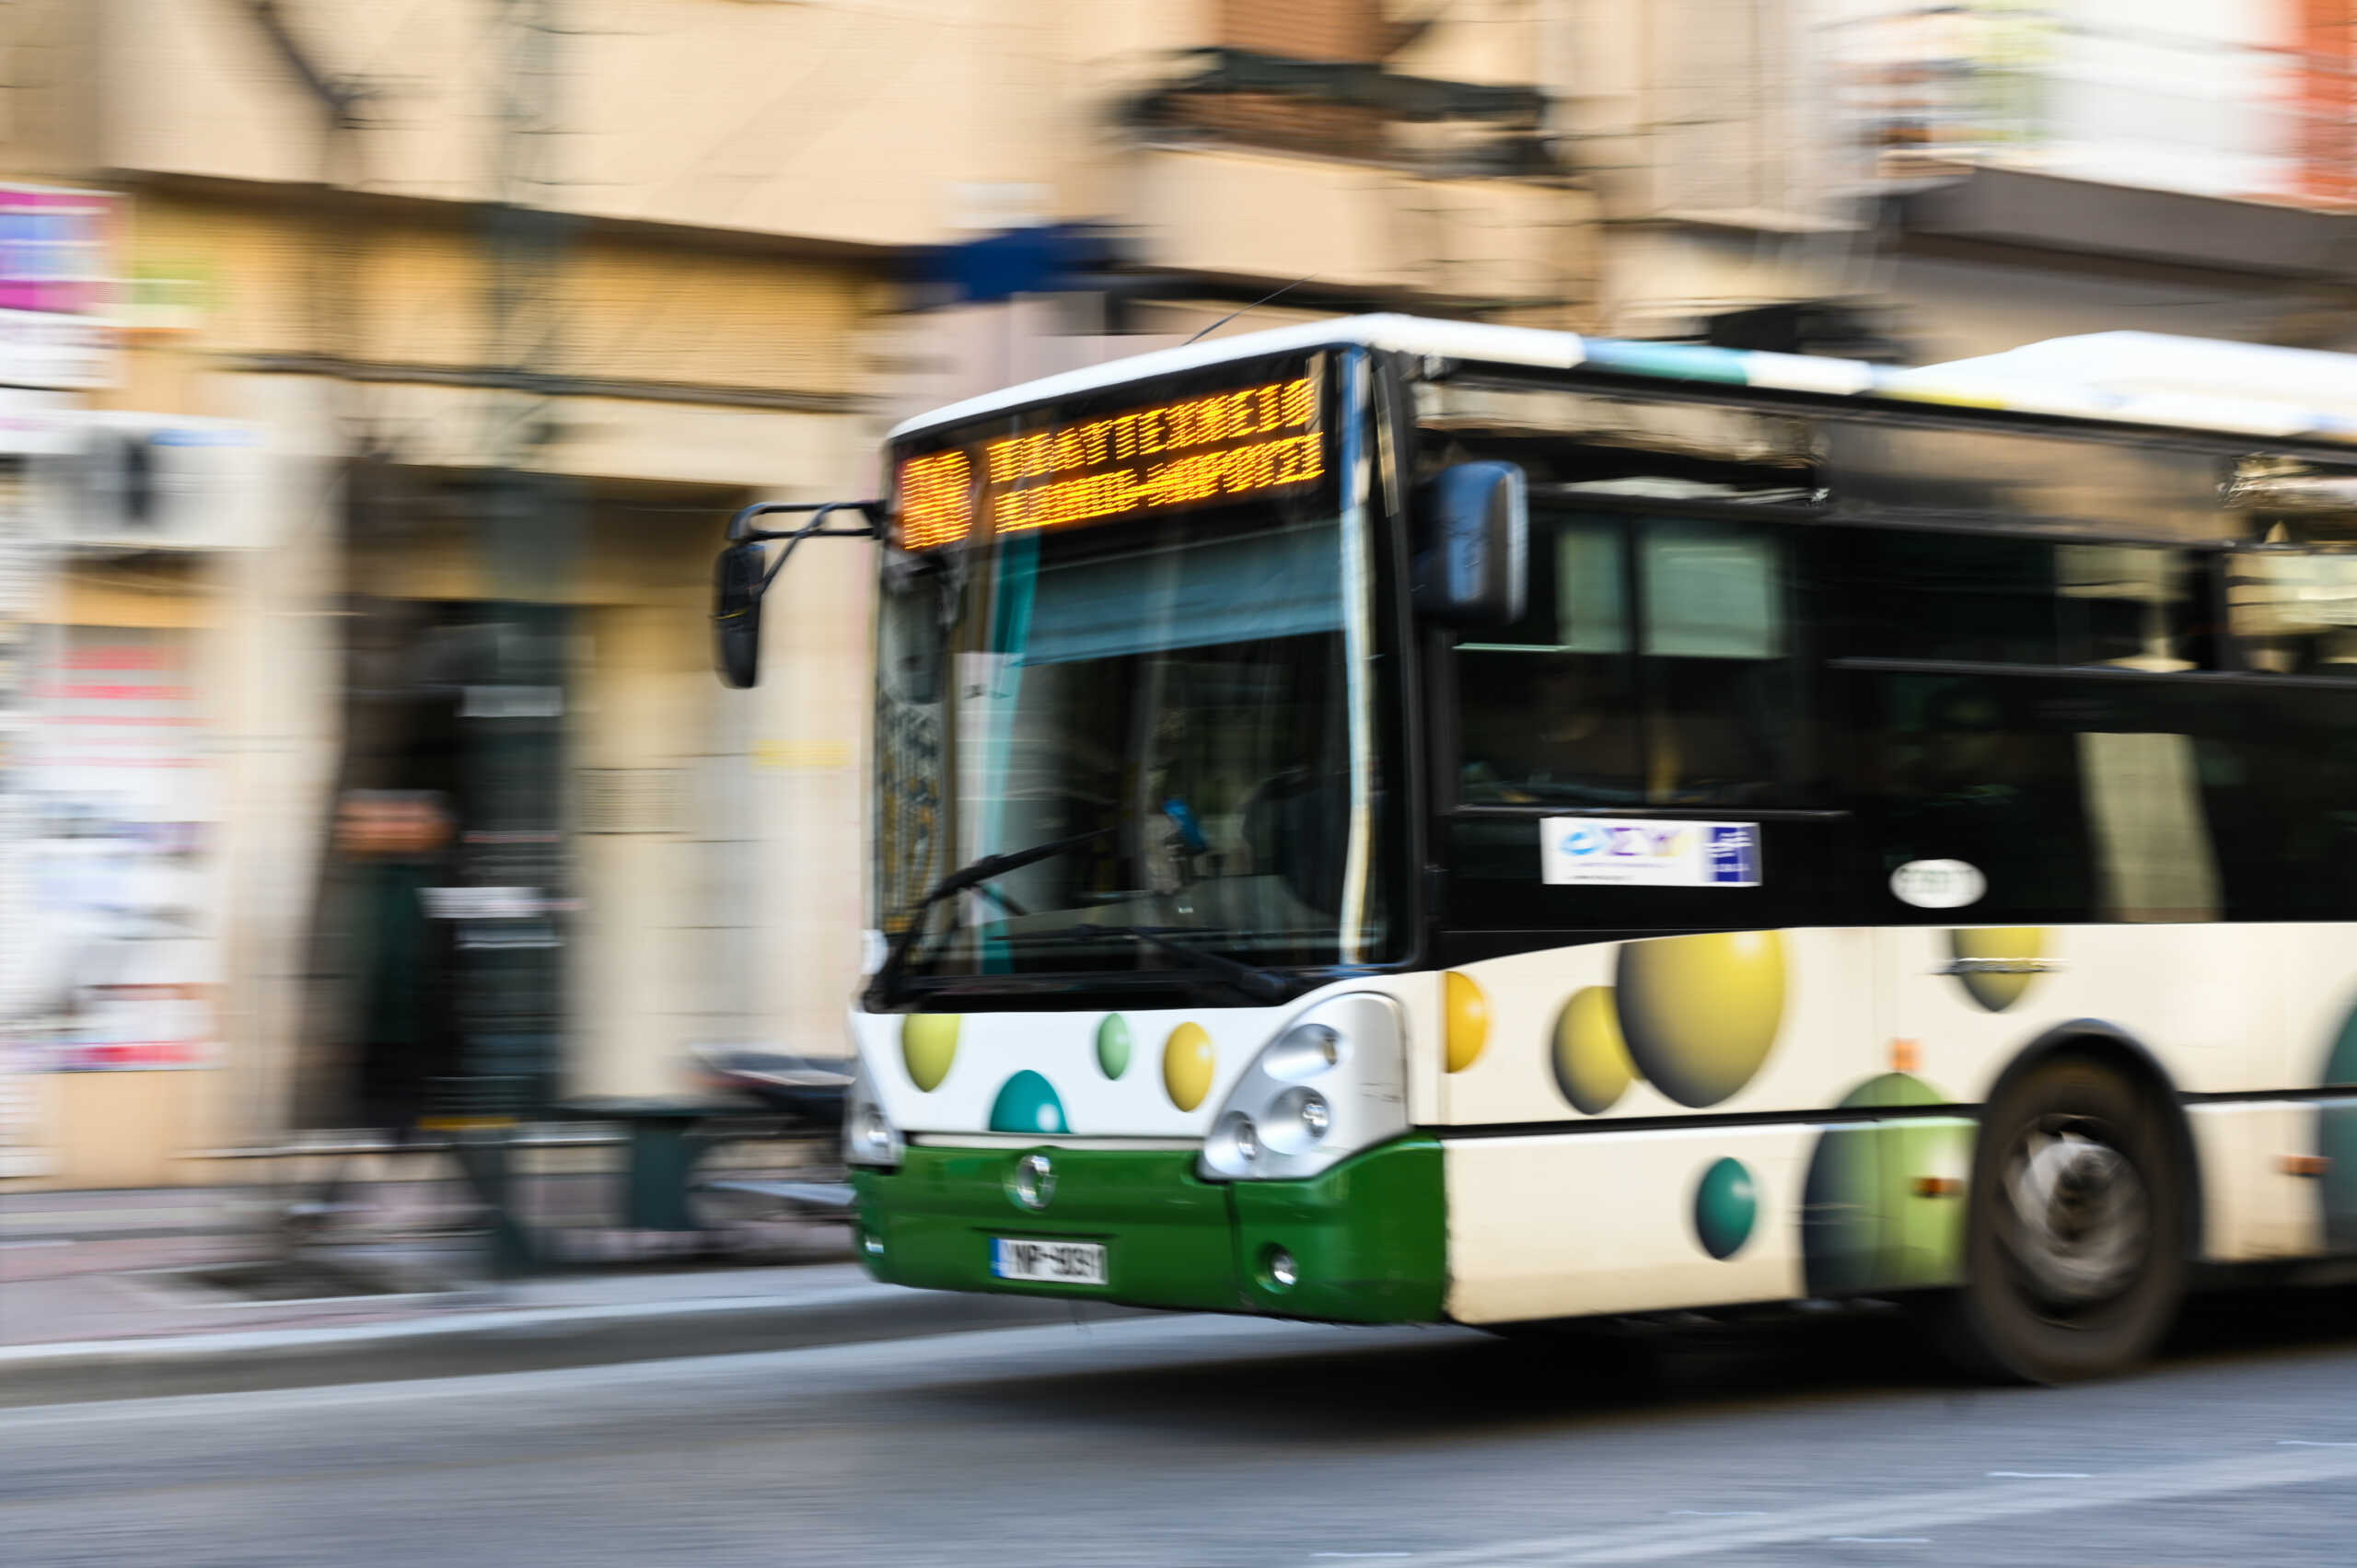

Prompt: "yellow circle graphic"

[1162,1021,1216,1111]
[1947,927,2049,1013]
[900,1013,960,1092]
[1444,971,1490,1074]
[1615,931,1787,1109]
[1551,985,1636,1113]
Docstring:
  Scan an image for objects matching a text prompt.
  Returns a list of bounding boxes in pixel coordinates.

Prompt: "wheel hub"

[1998,1116,2150,1311]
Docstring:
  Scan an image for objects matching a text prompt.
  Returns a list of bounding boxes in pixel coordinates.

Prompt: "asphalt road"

[11,1288,2357,1567]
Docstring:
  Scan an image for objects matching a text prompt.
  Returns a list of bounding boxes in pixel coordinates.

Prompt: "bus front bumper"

[850,1136,1446,1324]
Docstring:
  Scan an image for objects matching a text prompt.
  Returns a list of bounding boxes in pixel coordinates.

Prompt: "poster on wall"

[13,625,218,1070]
[0,183,121,390]
[0,463,42,1163]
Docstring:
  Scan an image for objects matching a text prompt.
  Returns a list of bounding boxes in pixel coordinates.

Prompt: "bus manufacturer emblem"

[1011,1152,1055,1212]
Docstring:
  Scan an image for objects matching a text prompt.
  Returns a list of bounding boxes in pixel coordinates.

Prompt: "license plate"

[991,1237,1107,1285]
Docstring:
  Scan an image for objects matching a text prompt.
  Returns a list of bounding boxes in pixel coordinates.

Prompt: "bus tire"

[1935,1056,2188,1385]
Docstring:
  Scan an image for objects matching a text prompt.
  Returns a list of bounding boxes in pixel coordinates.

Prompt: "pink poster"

[0,185,116,317]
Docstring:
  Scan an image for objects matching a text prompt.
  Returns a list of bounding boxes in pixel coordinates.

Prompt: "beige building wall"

[94,0,1188,247]
[6,0,1606,1182]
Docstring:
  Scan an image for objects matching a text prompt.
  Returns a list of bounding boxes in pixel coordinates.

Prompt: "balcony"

[1132,143,1594,315]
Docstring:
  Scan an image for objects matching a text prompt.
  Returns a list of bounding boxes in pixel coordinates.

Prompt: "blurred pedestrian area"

[0,1154,853,1352]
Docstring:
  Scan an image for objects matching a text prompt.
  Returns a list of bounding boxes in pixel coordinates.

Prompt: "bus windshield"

[873,493,1391,992]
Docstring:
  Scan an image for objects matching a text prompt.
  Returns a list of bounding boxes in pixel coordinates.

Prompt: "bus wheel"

[1937,1057,2188,1385]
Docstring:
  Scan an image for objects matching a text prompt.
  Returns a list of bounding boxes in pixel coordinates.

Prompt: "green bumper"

[852,1135,1446,1324]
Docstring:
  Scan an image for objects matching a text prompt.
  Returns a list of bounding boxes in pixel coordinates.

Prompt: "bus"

[714,315,2357,1383]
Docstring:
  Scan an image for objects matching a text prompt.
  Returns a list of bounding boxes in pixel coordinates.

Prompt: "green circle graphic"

[1096,1015,1132,1080]
[1693,1156,1758,1260]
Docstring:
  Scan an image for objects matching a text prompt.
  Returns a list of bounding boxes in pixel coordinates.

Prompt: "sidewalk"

[2,1179,857,1345]
[0,1185,1110,1407]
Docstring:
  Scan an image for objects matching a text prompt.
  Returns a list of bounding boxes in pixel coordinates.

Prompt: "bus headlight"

[1196,994,1407,1182]
[1262,1087,1330,1154]
[1207,1112,1261,1169]
[843,1063,904,1169]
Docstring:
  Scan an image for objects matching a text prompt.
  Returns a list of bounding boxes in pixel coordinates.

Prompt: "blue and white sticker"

[1539,818,1761,888]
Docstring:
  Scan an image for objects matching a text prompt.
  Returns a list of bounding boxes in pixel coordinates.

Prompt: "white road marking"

[1409,1443,2357,1566]
[1666,1512,1766,1518]
[2277,1439,2357,1447]
[0,1314,1377,1425]
[1827,1539,1929,1546]
[1986,1471,2090,1479]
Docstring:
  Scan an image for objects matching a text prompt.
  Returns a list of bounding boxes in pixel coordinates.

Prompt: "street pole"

[454,0,575,1276]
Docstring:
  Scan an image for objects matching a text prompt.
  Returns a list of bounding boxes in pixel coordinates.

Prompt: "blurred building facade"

[12,0,2357,1190]
[0,0,1594,1187]
[1567,0,2357,358]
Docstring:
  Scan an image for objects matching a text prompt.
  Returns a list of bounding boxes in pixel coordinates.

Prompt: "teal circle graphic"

[1693,1156,1758,1260]
[1096,1015,1132,1080]
[988,1070,1068,1136]
[2321,999,2357,1249]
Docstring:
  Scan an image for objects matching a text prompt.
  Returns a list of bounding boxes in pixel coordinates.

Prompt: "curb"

[0,1280,1136,1409]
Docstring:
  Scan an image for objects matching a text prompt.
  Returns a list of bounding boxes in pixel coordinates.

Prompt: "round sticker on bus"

[1889,859,1986,910]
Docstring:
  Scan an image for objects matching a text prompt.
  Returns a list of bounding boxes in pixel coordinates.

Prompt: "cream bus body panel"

[853,920,2357,1323]
[1437,929,1880,1128]
[1443,1125,1815,1324]
[1429,923,2351,1319]
[848,975,1446,1142]
[1438,925,2293,1134]
[2189,1102,2326,1262]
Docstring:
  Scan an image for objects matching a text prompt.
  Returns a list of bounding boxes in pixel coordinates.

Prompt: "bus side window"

[1864,674,2095,920]
[2227,550,2357,676]
[1835,529,2204,671]
[1642,517,1794,806]
[1859,673,2235,923]
[1451,512,1795,808]
[1454,516,1644,807]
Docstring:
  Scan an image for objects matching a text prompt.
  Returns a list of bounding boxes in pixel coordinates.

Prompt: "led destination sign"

[894,368,1328,552]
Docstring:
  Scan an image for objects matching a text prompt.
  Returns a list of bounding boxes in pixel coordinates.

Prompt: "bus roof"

[885,313,2357,450]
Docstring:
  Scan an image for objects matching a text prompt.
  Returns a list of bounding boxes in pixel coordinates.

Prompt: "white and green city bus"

[715,316,2357,1382]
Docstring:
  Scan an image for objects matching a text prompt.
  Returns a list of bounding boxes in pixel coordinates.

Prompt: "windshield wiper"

[867,829,1109,1007]
[1051,923,1290,1006]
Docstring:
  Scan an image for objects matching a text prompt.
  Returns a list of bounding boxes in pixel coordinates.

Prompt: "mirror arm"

[723,497,886,597]
[726,497,883,544]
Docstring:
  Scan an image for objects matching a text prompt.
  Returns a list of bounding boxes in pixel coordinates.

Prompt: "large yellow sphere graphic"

[1444,971,1490,1074]
[1551,985,1636,1114]
[1614,931,1786,1108]
[1163,1021,1216,1111]
[900,1013,960,1092]
[1948,927,2049,1013]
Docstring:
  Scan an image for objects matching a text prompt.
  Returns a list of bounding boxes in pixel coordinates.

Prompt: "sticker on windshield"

[1540,819,1760,889]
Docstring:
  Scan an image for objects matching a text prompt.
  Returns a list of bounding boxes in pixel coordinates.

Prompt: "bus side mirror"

[1411,461,1527,625]
[714,540,767,689]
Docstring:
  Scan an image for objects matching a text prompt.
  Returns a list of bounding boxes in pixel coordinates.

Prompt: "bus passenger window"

[2078,730,2220,922]
[1869,676,2094,919]
[1455,517,1643,806]
[2228,551,2357,675]
[1838,531,2200,671]
[1453,513,1796,808]
[1641,517,1794,805]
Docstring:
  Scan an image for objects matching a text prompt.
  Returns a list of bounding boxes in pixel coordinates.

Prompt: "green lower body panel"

[853,1135,1446,1324]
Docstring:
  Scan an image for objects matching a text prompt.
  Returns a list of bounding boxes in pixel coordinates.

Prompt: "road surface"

[9,1288,2357,1565]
